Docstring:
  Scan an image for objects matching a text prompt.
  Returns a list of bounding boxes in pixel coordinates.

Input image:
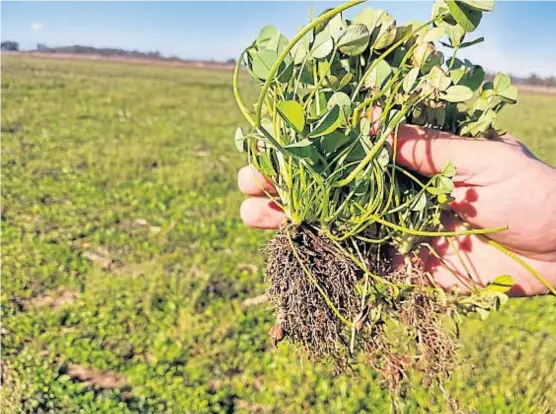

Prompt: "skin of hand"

[237,125,556,297]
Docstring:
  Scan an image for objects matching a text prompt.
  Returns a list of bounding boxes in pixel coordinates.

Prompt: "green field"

[2,56,556,413]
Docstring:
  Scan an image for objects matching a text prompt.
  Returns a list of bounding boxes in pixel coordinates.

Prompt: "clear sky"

[2,1,555,77]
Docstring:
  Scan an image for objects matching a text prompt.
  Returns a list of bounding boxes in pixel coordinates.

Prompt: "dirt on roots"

[264,224,458,398]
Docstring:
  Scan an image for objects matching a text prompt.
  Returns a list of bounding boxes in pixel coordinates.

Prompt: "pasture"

[2,56,555,413]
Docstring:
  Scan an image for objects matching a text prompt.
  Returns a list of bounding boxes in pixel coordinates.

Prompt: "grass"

[2,56,556,413]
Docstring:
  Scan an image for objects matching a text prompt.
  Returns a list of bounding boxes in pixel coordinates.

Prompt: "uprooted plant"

[232,0,554,409]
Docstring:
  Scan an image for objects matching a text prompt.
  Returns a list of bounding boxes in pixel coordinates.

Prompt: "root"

[264,224,459,407]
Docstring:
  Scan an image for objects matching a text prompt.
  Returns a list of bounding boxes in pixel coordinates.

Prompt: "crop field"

[2,56,556,413]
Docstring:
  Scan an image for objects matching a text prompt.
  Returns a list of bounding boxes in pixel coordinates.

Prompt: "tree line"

[1,40,554,87]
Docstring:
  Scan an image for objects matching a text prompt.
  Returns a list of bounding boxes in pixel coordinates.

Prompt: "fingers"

[240,198,285,229]
[394,124,503,181]
[237,165,278,196]
[238,165,283,229]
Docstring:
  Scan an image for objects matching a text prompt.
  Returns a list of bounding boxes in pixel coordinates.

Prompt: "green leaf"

[427,175,454,195]
[373,11,398,50]
[251,49,279,80]
[266,33,289,54]
[403,67,420,93]
[422,27,445,43]
[476,307,490,320]
[319,131,351,154]
[498,85,518,103]
[441,161,457,177]
[311,31,334,59]
[338,72,353,89]
[493,72,511,93]
[326,12,347,41]
[364,60,392,89]
[234,128,245,152]
[443,85,474,102]
[258,153,276,177]
[309,105,342,138]
[327,92,352,121]
[411,192,428,212]
[377,146,391,170]
[460,36,484,48]
[484,275,514,293]
[460,0,494,12]
[277,60,294,84]
[428,66,451,91]
[353,7,377,32]
[450,66,467,84]
[283,139,315,158]
[494,291,509,306]
[307,92,328,120]
[461,65,485,91]
[359,117,371,137]
[412,42,434,68]
[255,25,279,48]
[277,101,305,133]
[446,0,483,33]
[292,33,311,65]
[338,24,370,56]
[443,23,466,47]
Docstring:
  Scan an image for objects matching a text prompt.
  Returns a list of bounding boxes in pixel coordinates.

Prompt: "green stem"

[335,100,417,188]
[483,237,556,295]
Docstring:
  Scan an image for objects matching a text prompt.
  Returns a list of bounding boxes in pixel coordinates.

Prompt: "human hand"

[237,126,556,296]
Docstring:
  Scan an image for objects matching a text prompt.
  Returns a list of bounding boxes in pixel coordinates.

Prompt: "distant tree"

[226,58,237,65]
[527,74,542,86]
[1,41,19,51]
[36,43,48,51]
[546,76,556,88]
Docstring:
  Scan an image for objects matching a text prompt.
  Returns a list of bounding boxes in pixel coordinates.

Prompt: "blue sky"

[2,1,555,77]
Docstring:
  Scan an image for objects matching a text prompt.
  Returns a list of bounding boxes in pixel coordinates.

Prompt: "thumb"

[394,125,499,182]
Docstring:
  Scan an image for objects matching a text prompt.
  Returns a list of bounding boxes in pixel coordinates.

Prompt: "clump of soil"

[265,224,458,397]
